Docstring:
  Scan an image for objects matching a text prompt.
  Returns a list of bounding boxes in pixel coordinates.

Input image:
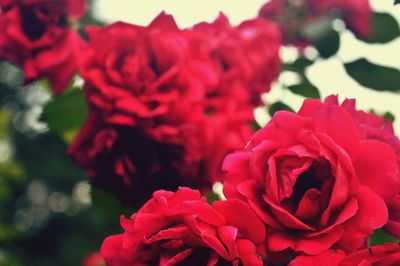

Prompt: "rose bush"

[222,95,400,263]
[101,187,266,266]
[0,0,86,94]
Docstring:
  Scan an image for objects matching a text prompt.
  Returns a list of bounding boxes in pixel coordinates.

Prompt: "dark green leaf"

[313,29,340,58]
[41,89,88,143]
[370,109,396,123]
[396,0,400,4]
[370,229,398,246]
[287,83,320,99]
[302,19,340,58]
[282,57,314,74]
[269,102,294,116]
[252,121,261,131]
[206,192,221,204]
[91,188,126,217]
[363,13,400,43]
[344,58,400,92]
[384,112,396,122]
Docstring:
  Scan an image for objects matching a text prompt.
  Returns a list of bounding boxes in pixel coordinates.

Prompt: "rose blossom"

[192,13,281,104]
[335,98,400,238]
[101,187,266,266]
[339,243,400,265]
[69,14,208,199]
[222,95,400,263]
[69,112,208,204]
[290,243,400,265]
[258,0,371,45]
[69,13,257,204]
[289,249,346,265]
[0,0,86,94]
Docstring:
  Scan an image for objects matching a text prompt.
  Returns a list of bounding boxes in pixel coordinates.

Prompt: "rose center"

[291,159,331,204]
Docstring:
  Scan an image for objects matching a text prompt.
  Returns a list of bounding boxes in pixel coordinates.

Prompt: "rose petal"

[268,227,344,255]
[294,188,321,220]
[353,139,400,203]
[298,98,360,159]
[213,199,266,244]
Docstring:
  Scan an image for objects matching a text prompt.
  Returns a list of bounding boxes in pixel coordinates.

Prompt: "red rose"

[72,110,228,204]
[69,13,254,204]
[192,13,281,104]
[259,0,371,45]
[340,243,400,265]
[78,15,207,144]
[336,98,400,238]
[386,195,400,238]
[223,95,399,262]
[82,252,105,266]
[289,249,346,266]
[290,243,400,265]
[236,18,281,101]
[0,0,85,94]
[101,187,266,266]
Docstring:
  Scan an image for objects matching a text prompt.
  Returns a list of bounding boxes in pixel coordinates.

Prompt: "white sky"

[94,0,400,132]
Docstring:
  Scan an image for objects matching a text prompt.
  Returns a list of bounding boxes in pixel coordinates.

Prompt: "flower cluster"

[68,13,281,204]
[0,0,86,94]
[102,95,400,265]
[101,187,266,266]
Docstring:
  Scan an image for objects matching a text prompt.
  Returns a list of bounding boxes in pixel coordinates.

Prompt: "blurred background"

[0,0,399,265]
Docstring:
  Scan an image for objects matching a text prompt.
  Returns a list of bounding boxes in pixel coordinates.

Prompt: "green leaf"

[91,188,126,217]
[287,83,320,99]
[344,58,400,92]
[313,29,340,58]
[282,57,314,74]
[252,121,261,131]
[41,89,88,143]
[268,102,294,117]
[383,112,396,123]
[363,13,400,43]
[396,0,400,4]
[206,192,221,204]
[302,19,340,58]
[370,109,396,123]
[370,229,398,246]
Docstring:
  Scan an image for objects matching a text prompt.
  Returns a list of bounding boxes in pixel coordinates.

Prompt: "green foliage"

[313,29,340,59]
[345,58,400,92]
[206,192,221,204]
[282,57,314,74]
[91,188,128,217]
[302,19,340,58]
[287,83,320,99]
[383,112,396,123]
[282,57,320,99]
[370,229,399,246]
[268,101,294,116]
[363,13,400,43]
[252,121,262,131]
[41,89,88,143]
[396,0,400,4]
